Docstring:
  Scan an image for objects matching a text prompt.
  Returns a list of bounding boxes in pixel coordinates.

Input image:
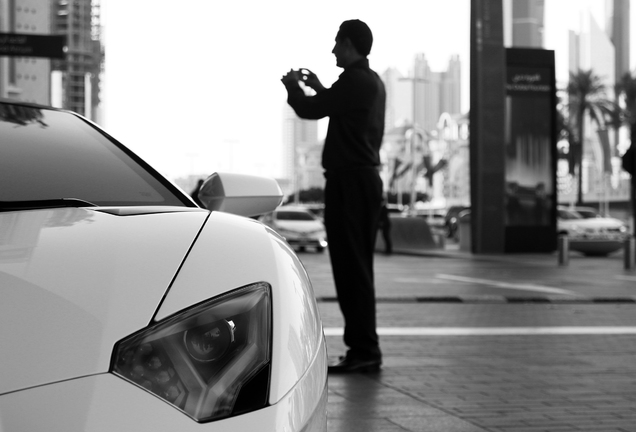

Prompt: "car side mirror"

[198,172,284,217]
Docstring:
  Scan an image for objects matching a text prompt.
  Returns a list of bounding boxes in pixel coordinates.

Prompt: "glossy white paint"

[156,211,327,404]
[1,207,327,431]
[198,172,284,217]
[0,208,208,394]
[0,345,327,431]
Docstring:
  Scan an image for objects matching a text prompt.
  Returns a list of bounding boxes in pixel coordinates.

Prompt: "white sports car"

[0,100,327,431]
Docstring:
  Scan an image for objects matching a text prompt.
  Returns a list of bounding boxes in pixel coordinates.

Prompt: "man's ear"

[342,37,358,54]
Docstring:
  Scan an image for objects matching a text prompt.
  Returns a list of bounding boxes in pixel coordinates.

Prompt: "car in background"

[260,206,328,253]
[557,206,629,256]
[0,100,327,431]
[300,203,325,221]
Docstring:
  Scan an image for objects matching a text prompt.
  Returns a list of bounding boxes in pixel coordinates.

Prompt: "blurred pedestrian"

[190,178,204,207]
[281,19,385,373]
[378,200,392,254]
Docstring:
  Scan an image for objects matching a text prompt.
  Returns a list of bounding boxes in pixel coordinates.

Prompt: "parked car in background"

[557,206,629,256]
[300,203,325,221]
[260,206,328,252]
[0,100,327,431]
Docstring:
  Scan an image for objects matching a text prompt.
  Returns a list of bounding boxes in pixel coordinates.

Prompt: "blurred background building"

[282,103,322,197]
[0,0,103,122]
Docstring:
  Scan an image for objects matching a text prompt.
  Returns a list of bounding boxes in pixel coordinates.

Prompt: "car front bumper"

[0,337,328,432]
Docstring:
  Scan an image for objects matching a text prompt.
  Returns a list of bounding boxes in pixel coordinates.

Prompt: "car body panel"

[1,99,327,431]
[156,211,326,404]
[0,352,327,431]
[557,206,628,256]
[557,206,628,239]
[0,208,209,395]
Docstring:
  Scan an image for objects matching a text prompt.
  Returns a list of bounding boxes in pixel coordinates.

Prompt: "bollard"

[557,235,569,266]
[624,237,635,270]
[436,232,446,249]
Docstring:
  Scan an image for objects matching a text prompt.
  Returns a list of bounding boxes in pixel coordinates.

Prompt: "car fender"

[154,211,326,405]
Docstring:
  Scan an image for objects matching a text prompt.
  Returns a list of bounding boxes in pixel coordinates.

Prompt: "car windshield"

[0,103,189,207]
[574,209,600,219]
[558,209,583,220]
[276,210,315,221]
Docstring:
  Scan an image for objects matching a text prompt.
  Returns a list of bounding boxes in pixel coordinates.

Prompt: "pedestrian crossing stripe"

[435,274,578,296]
[323,327,636,336]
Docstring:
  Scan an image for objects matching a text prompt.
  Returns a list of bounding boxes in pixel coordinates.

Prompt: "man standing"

[281,19,386,373]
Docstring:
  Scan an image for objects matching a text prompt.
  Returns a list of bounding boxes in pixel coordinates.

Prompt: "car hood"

[0,207,209,395]
[274,220,324,232]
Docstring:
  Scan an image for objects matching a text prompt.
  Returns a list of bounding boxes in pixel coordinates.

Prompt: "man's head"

[332,19,373,68]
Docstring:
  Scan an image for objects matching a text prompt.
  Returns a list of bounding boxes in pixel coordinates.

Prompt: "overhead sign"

[0,33,66,59]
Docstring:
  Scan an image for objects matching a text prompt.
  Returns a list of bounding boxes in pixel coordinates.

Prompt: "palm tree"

[616,71,636,228]
[567,69,615,204]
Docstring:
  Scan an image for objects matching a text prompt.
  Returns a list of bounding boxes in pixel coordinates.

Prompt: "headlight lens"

[111,283,271,423]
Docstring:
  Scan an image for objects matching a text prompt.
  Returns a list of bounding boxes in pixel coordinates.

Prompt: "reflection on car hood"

[274,220,324,232]
[0,207,208,394]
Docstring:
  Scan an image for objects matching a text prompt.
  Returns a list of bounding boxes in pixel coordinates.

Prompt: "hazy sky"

[101,0,629,181]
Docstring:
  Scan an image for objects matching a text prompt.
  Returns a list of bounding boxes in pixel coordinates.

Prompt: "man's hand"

[281,69,302,87]
[299,68,326,93]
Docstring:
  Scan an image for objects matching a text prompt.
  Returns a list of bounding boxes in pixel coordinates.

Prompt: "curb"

[316,295,636,304]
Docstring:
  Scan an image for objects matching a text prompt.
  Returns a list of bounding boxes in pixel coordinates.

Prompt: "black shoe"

[328,356,382,374]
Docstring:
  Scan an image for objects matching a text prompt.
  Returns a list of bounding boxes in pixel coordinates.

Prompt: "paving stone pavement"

[297,248,636,432]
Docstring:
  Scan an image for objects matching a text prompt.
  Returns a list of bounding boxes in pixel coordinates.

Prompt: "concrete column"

[469,0,507,253]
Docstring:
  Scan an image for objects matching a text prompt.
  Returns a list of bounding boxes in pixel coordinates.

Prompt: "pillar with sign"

[503,48,557,253]
[470,0,556,254]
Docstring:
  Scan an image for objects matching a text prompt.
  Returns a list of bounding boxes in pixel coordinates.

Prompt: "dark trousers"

[324,168,383,360]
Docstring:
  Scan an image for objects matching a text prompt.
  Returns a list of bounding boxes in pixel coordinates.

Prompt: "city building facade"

[505,0,544,48]
[380,54,464,207]
[282,103,323,196]
[564,2,631,208]
[0,0,52,104]
[0,0,103,122]
[51,0,103,122]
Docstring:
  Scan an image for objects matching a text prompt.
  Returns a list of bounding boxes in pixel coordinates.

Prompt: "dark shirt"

[286,59,386,171]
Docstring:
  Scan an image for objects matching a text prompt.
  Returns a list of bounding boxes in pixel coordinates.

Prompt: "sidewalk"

[298,247,636,432]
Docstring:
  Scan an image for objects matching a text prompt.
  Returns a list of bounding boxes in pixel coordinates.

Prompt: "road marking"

[323,327,636,336]
[615,275,636,282]
[436,274,579,296]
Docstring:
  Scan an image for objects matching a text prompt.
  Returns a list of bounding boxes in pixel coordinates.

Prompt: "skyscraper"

[0,0,52,104]
[282,103,321,193]
[51,0,103,121]
[0,0,103,120]
[606,0,630,87]
[509,0,544,48]
[382,54,462,133]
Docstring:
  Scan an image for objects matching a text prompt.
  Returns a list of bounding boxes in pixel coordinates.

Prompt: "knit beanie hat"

[336,19,373,56]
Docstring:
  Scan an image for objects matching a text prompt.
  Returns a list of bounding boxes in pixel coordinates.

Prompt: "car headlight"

[111,283,271,423]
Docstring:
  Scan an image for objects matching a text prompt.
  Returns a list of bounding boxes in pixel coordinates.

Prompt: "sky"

[101,0,631,181]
